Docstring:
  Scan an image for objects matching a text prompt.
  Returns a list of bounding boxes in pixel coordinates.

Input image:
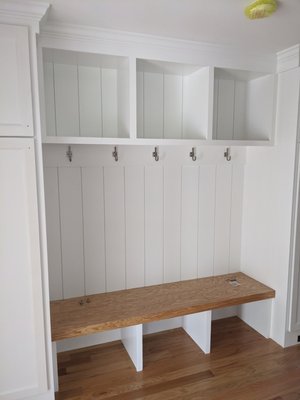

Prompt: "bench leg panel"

[52,342,59,392]
[238,299,273,338]
[121,324,143,372]
[183,310,212,354]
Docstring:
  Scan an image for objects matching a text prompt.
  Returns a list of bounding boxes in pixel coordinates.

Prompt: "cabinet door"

[0,139,48,399]
[0,24,33,137]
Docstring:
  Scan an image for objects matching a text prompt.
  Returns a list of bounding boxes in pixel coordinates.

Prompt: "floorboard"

[55,317,300,400]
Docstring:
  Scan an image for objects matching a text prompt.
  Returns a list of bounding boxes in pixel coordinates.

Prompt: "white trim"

[39,22,276,73]
[0,0,49,22]
[277,45,300,73]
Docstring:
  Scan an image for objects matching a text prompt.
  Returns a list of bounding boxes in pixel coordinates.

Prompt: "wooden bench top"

[50,272,275,341]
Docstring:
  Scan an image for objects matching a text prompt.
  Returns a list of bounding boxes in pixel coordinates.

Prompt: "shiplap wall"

[43,145,245,301]
[137,66,210,140]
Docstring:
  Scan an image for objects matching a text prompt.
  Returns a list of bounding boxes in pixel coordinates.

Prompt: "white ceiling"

[41,0,300,53]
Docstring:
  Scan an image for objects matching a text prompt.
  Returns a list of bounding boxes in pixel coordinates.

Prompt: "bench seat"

[50,272,275,342]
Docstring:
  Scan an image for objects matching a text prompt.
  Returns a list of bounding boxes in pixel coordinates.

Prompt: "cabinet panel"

[0,25,33,137]
[0,139,47,399]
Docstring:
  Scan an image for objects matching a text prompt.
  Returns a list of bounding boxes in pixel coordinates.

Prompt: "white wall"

[241,68,300,346]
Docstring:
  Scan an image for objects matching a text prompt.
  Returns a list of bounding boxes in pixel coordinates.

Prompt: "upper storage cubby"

[137,59,211,140]
[42,49,129,140]
[213,68,276,141]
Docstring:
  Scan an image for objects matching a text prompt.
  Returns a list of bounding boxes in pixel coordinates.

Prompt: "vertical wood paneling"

[145,166,164,285]
[82,167,106,295]
[214,164,232,275]
[44,62,56,137]
[164,166,181,283]
[104,167,126,291]
[216,79,234,140]
[102,68,118,138]
[54,64,79,137]
[198,165,216,278]
[125,166,145,288]
[181,166,199,280]
[78,66,102,137]
[59,168,85,298]
[144,72,164,138]
[44,167,63,300]
[229,165,244,272]
[136,71,144,138]
[233,81,246,140]
[164,74,182,139]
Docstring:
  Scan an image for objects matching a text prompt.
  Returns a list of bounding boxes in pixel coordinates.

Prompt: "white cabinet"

[136,59,212,140]
[0,24,34,137]
[213,68,276,142]
[0,139,48,399]
[42,49,129,140]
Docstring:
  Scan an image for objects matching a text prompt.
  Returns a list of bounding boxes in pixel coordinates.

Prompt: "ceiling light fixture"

[245,0,277,19]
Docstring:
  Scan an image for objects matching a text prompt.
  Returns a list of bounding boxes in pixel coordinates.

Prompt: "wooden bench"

[51,272,275,390]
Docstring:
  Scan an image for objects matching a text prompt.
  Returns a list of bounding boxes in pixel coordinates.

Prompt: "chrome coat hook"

[112,146,118,162]
[66,146,73,162]
[152,146,159,162]
[189,147,197,161]
[224,147,231,162]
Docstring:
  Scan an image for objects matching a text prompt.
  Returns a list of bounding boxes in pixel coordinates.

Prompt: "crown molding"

[39,22,276,72]
[277,44,300,73]
[0,0,49,23]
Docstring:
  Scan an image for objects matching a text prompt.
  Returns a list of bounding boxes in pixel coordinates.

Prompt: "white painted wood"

[233,81,246,140]
[164,74,182,139]
[241,68,300,346]
[117,59,130,138]
[215,78,235,140]
[104,166,126,291]
[54,63,79,137]
[57,329,121,353]
[181,166,199,280]
[164,166,181,283]
[136,70,144,138]
[183,67,210,139]
[43,62,56,137]
[183,311,212,354]
[143,317,182,335]
[198,165,216,278]
[214,164,232,275]
[125,166,145,288]
[143,72,164,138]
[82,167,106,294]
[0,24,33,137]
[229,165,244,272]
[121,325,143,372]
[145,166,164,285]
[101,68,118,138]
[78,66,102,137]
[58,167,85,298]
[0,139,47,399]
[52,343,58,393]
[238,300,273,338]
[44,167,63,300]
[245,75,275,141]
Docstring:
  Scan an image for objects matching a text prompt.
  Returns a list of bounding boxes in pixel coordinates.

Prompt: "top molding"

[277,45,300,73]
[39,22,277,73]
[0,0,49,24]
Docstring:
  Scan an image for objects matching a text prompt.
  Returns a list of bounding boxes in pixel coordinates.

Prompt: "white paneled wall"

[44,146,245,300]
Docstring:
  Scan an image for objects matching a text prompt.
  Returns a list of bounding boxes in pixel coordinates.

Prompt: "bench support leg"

[121,324,143,372]
[183,310,212,354]
[52,342,59,392]
[238,299,273,338]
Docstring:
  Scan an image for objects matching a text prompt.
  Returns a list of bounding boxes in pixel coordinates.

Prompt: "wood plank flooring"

[55,317,300,400]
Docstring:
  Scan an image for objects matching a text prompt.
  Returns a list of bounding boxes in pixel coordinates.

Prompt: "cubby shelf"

[41,49,276,146]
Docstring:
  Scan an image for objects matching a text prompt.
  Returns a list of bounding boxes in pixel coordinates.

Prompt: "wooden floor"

[55,317,300,400]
